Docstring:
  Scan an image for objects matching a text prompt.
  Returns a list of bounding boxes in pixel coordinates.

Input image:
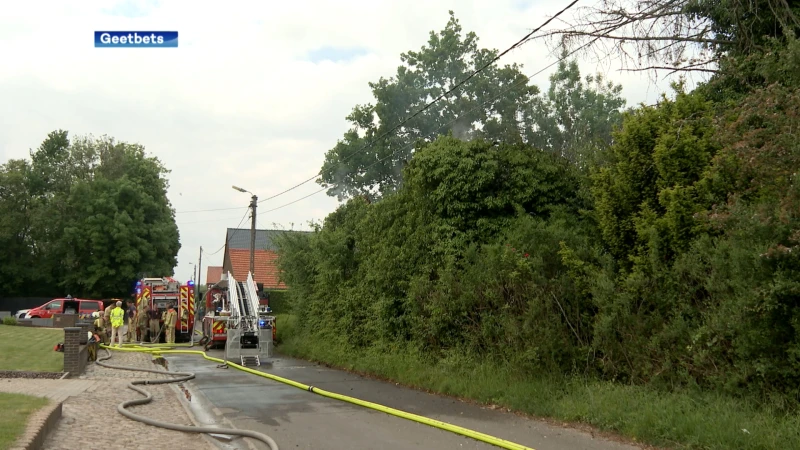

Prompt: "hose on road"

[107,343,536,450]
[96,346,280,450]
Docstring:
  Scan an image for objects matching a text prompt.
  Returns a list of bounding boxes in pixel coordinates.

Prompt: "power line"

[178,209,249,225]
[204,208,251,256]
[254,0,580,206]
[261,187,328,213]
[175,205,244,214]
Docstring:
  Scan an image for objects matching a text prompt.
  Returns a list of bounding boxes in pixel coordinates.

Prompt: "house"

[205,266,223,287]
[220,228,312,290]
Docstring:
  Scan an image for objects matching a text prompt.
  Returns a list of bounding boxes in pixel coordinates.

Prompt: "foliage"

[318,11,626,201]
[523,58,626,168]
[0,131,180,298]
[264,289,291,313]
[545,0,800,75]
[1,316,17,326]
[276,7,800,445]
[591,83,719,266]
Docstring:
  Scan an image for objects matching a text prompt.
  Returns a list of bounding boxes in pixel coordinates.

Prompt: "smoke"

[450,117,473,141]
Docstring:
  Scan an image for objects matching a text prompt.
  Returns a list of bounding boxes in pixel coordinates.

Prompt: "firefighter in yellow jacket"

[109,301,125,347]
[163,306,178,344]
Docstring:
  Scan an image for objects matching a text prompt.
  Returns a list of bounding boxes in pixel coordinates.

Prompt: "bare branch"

[535,0,800,80]
[620,65,720,74]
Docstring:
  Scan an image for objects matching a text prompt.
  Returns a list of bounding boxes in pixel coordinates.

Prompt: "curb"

[8,400,63,450]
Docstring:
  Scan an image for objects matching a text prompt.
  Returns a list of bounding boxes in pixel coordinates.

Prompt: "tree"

[0,131,180,298]
[317,11,538,201]
[523,58,626,167]
[591,84,718,265]
[59,135,180,297]
[0,159,40,296]
[544,0,800,74]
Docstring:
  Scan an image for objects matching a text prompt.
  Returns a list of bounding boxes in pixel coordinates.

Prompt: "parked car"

[13,309,30,319]
[26,298,104,319]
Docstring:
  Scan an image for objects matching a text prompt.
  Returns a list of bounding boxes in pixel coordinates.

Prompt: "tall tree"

[0,131,180,298]
[0,159,40,296]
[59,135,180,297]
[318,11,538,201]
[523,58,626,167]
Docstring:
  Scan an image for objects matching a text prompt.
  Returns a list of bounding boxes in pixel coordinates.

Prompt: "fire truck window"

[47,301,62,310]
[81,301,100,311]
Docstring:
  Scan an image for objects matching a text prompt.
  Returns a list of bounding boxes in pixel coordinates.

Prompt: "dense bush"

[275,37,800,406]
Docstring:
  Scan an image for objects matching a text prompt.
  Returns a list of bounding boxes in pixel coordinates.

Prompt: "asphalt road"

[164,350,642,450]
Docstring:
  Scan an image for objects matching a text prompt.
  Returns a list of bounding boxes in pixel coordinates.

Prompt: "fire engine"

[201,271,275,365]
[202,283,229,350]
[134,277,196,343]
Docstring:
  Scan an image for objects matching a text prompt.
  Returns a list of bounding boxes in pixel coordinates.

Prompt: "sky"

[0,0,708,284]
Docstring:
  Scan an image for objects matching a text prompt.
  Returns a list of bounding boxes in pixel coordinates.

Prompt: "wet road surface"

[164,350,642,450]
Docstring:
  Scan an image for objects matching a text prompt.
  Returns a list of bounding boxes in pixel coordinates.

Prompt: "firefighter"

[109,301,125,347]
[87,331,98,362]
[136,307,149,343]
[148,307,161,343]
[163,306,178,344]
[92,311,108,345]
[103,302,114,341]
[125,304,136,341]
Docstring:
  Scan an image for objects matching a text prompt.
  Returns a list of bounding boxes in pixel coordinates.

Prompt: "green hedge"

[265,289,291,313]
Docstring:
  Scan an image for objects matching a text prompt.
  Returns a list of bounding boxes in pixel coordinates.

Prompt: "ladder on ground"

[240,355,260,366]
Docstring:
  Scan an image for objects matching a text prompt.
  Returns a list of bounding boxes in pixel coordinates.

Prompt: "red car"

[26,298,104,320]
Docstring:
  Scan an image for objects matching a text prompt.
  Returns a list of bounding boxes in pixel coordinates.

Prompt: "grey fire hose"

[96,348,279,450]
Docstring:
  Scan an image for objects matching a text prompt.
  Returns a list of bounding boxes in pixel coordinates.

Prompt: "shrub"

[2,316,18,326]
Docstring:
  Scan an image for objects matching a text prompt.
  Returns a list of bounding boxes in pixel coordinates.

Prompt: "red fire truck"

[201,284,229,350]
[134,277,196,343]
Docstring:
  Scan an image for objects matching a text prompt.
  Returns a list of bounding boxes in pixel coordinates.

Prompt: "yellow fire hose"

[102,343,536,450]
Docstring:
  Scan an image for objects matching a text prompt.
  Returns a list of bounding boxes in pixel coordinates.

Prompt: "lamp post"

[232,185,257,276]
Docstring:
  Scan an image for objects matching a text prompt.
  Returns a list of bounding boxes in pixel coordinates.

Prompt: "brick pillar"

[77,322,91,344]
[63,327,81,377]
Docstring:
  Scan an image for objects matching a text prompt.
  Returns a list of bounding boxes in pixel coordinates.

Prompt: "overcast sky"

[0,0,707,283]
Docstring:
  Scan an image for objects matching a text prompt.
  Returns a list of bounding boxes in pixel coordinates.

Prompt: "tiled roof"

[226,248,286,289]
[225,228,313,251]
[205,266,223,285]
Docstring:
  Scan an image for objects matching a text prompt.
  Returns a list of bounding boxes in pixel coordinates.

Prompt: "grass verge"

[0,393,49,450]
[275,313,800,450]
[0,325,64,372]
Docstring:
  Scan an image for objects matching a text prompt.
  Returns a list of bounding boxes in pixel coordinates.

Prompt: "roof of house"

[205,266,223,285]
[226,248,285,289]
[225,228,312,252]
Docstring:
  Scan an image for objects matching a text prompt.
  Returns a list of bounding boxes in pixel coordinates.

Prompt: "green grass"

[0,325,65,372]
[275,313,800,450]
[0,393,49,450]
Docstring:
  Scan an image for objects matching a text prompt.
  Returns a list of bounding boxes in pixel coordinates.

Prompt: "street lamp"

[232,185,258,276]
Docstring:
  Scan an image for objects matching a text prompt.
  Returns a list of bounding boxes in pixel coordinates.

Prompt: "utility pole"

[233,185,258,278]
[250,194,257,276]
[197,246,203,288]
